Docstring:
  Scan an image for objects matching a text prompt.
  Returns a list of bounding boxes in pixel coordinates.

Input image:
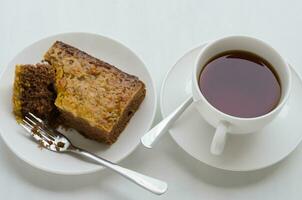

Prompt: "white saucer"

[0,32,157,175]
[160,45,302,171]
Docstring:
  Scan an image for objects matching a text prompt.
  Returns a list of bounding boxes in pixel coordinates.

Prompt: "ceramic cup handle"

[210,122,229,155]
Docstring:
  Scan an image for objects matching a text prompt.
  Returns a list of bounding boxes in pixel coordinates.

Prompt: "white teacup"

[192,36,292,155]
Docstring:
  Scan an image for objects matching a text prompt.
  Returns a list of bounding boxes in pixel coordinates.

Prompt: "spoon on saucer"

[141,96,193,148]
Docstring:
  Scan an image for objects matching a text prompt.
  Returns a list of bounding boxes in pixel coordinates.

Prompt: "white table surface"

[1,0,302,199]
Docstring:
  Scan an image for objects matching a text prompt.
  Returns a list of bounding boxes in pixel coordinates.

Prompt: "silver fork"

[20,112,168,195]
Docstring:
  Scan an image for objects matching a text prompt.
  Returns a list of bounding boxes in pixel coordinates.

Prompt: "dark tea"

[199,50,281,118]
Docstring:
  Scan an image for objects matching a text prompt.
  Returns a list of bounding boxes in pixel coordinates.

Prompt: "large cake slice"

[44,41,146,144]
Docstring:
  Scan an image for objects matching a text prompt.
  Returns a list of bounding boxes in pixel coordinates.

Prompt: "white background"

[1,0,302,199]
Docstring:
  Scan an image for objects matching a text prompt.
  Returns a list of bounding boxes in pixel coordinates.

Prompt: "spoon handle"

[141,96,193,148]
[69,147,168,195]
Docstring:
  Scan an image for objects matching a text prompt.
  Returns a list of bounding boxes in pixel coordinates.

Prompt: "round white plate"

[0,32,157,175]
[160,45,302,171]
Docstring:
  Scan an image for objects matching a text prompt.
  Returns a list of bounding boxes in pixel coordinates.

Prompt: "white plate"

[160,45,302,171]
[0,32,157,175]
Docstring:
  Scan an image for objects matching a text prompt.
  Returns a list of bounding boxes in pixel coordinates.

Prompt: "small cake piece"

[12,63,57,122]
[44,41,146,144]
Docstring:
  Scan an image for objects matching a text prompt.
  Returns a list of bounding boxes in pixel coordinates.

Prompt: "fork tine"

[24,115,38,126]
[21,120,51,148]
[23,116,55,141]
[20,113,70,152]
[25,114,55,139]
[22,117,34,129]
[26,113,57,138]
[20,121,33,132]
[21,118,43,141]
[25,113,41,126]
[28,112,43,124]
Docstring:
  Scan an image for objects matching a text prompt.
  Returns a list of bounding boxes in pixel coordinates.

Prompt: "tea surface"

[199,50,281,118]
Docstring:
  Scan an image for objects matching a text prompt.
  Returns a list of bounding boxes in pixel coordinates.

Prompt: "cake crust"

[44,41,146,144]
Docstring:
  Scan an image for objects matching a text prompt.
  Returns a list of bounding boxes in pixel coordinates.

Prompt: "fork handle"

[69,148,167,195]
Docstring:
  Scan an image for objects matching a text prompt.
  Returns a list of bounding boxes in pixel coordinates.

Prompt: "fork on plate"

[20,112,167,195]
